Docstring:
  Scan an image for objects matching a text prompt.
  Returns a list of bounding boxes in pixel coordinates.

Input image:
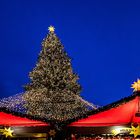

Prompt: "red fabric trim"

[0,112,49,126]
[70,97,140,127]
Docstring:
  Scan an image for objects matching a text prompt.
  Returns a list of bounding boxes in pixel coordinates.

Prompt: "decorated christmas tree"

[23,26,91,122]
[0,26,96,125]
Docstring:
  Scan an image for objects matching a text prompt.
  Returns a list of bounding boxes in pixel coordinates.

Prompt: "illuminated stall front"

[69,80,140,139]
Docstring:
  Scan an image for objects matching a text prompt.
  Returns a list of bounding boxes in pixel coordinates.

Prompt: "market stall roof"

[0,111,49,127]
[69,91,140,127]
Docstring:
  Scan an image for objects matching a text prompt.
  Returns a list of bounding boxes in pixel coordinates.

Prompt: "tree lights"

[0,26,91,126]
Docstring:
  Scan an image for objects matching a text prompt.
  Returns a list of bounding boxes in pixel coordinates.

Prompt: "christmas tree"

[23,26,90,122]
[0,26,96,124]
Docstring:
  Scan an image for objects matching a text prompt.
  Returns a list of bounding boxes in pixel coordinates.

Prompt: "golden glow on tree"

[0,26,92,124]
[22,26,90,122]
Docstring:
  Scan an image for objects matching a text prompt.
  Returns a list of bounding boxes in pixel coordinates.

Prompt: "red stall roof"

[70,92,140,127]
[0,112,49,127]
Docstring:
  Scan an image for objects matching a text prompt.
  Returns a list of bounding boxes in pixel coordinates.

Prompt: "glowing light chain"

[76,95,98,109]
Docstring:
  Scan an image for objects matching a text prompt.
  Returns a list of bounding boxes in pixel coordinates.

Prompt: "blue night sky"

[0,0,140,106]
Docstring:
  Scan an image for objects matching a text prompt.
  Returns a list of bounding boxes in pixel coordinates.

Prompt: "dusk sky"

[0,0,140,106]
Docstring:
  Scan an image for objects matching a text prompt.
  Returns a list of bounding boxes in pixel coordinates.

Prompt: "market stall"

[69,82,140,139]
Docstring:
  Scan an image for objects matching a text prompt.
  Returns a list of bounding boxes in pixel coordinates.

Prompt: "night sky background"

[0,0,140,106]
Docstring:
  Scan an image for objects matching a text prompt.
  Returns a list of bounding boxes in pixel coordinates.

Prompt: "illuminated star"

[131,79,140,91]
[130,125,140,138]
[48,26,55,32]
[49,129,56,136]
[2,127,14,138]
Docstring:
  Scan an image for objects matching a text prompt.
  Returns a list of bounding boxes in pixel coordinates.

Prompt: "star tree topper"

[131,79,140,91]
[48,26,55,32]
